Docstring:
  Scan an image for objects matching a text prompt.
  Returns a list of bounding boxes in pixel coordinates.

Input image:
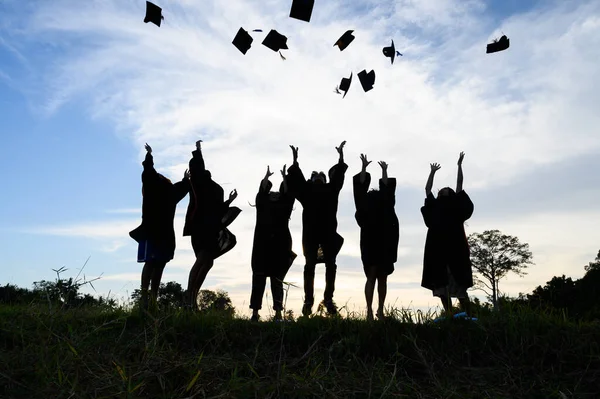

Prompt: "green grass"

[1,304,599,398]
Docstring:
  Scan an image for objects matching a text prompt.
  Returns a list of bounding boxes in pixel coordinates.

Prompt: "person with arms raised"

[353,154,399,320]
[249,165,296,322]
[183,140,241,310]
[287,141,348,316]
[129,143,190,310]
[421,152,474,316]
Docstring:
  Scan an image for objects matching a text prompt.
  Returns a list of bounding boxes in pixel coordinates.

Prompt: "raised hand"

[336,140,347,155]
[196,140,203,151]
[280,164,287,178]
[430,163,441,172]
[378,161,388,171]
[289,145,299,163]
[228,189,238,203]
[457,151,465,166]
[184,169,190,180]
[265,166,274,179]
[145,143,152,153]
[360,154,371,170]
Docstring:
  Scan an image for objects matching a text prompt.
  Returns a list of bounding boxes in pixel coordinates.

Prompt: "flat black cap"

[144,1,164,27]
[262,30,289,52]
[334,30,355,51]
[290,0,315,23]
[486,35,510,53]
[382,40,396,64]
[233,28,253,55]
[358,70,375,92]
[339,72,352,98]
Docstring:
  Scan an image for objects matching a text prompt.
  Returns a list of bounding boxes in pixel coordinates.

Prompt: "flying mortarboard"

[232,28,253,55]
[334,30,355,51]
[262,30,289,52]
[338,72,352,98]
[144,1,164,27]
[486,35,510,54]
[289,0,315,23]
[382,40,397,64]
[358,70,375,92]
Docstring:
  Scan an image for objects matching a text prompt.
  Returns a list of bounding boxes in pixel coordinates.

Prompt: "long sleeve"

[329,161,348,193]
[256,179,273,207]
[353,172,371,213]
[379,177,397,207]
[141,152,158,185]
[172,179,190,203]
[420,192,436,228]
[457,190,474,222]
[287,163,307,203]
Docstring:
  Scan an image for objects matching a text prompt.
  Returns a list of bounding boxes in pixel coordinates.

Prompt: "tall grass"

[1,303,598,398]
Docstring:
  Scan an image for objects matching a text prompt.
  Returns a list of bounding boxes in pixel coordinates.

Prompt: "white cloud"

[9,0,600,316]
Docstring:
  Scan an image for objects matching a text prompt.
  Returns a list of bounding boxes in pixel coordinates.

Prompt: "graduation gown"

[129,152,189,257]
[287,161,348,262]
[420,191,474,290]
[183,150,241,260]
[353,172,399,274]
[250,180,297,277]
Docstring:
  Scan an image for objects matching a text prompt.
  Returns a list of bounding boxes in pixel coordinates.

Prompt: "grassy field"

[1,304,599,398]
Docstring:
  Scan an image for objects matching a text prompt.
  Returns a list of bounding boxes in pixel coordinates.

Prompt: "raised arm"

[425,163,441,196]
[456,151,464,193]
[378,161,396,206]
[280,164,288,194]
[378,160,388,186]
[359,153,371,184]
[330,140,348,193]
[141,143,158,183]
[172,169,190,202]
[286,145,307,202]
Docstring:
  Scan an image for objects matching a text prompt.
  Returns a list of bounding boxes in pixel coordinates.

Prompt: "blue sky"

[1,0,599,317]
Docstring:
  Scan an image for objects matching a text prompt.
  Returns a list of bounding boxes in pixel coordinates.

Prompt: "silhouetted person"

[249,165,297,322]
[353,154,399,321]
[287,141,348,316]
[421,152,474,315]
[183,140,240,310]
[129,143,190,310]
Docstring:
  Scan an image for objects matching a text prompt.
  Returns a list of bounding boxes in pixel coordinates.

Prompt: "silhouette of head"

[437,187,456,198]
[311,171,327,185]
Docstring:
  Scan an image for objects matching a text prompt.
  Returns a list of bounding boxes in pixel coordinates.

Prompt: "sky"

[1,0,599,318]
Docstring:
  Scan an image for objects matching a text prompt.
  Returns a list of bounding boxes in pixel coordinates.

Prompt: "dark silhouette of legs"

[365,267,377,320]
[324,261,337,303]
[250,272,267,321]
[459,295,471,315]
[376,273,388,319]
[271,276,284,320]
[303,260,317,315]
[150,261,167,304]
[140,261,154,310]
[187,249,214,310]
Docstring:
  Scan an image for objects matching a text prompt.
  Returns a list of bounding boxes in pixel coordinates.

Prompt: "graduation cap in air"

[337,72,352,98]
[262,30,289,52]
[334,30,355,51]
[144,1,164,27]
[358,70,375,92]
[486,35,510,54]
[382,40,403,64]
[232,28,253,55]
[290,0,315,23]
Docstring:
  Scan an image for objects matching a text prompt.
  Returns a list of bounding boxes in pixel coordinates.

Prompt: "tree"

[468,230,534,309]
[197,289,235,316]
[584,250,600,272]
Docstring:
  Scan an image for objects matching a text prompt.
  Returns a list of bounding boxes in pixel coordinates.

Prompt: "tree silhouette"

[468,230,534,309]
[584,250,600,272]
